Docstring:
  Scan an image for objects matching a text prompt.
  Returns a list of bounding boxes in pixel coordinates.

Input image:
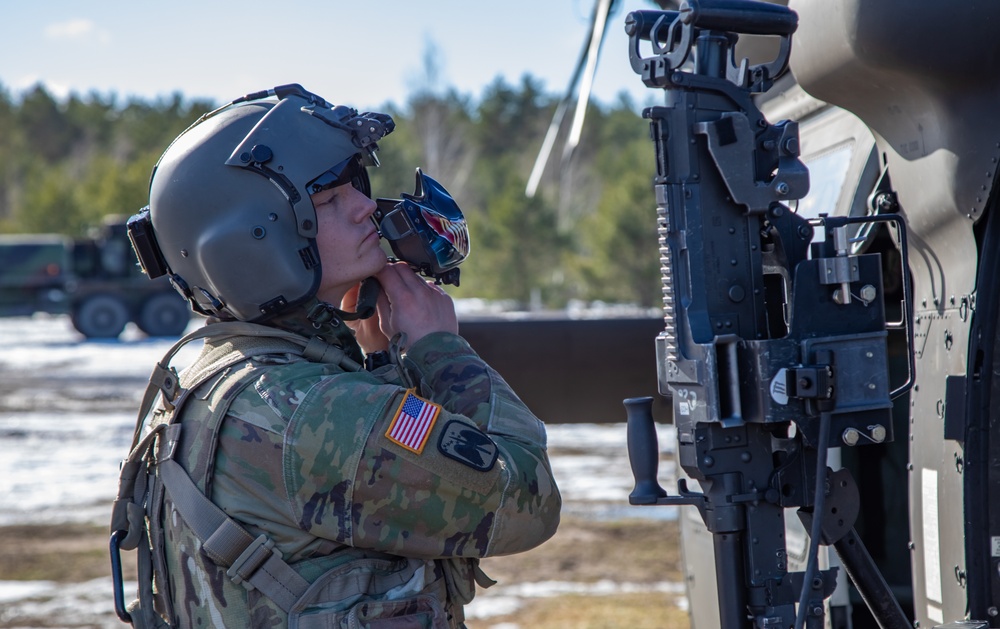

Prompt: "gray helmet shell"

[148,87,392,321]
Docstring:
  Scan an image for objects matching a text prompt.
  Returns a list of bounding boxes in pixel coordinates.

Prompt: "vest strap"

[117,320,380,620]
[157,458,309,611]
[303,334,347,364]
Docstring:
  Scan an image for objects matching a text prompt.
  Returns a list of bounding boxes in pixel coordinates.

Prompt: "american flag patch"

[385,390,441,454]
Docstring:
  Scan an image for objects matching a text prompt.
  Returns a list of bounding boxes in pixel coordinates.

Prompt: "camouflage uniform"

[150,303,561,627]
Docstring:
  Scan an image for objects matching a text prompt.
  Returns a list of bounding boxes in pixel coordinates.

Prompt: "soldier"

[115,85,561,628]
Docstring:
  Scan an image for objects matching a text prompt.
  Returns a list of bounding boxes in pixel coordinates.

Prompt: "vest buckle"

[226,533,281,590]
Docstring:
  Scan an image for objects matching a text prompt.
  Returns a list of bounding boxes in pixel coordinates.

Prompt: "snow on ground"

[0,314,678,527]
[0,314,680,625]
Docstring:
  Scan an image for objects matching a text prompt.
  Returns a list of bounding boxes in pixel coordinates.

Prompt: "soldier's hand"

[342,282,390,354]
[375,262,458,348]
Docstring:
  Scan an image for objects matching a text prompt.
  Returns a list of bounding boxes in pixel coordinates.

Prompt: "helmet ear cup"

[192,194,318,320]
[152,159,318,321]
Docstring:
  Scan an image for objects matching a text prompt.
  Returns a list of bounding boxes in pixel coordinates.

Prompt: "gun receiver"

[624,2,914,627]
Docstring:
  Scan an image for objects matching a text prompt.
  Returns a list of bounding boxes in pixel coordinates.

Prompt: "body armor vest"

[111,322,479,628]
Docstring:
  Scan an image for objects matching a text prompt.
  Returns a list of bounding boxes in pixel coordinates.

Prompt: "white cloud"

[43,18,110,45]
[9,75,72,99]
[42,80,72,100]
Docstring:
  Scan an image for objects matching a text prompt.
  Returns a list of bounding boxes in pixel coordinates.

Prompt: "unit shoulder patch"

[385,390,440,454]
[437,420,498,472]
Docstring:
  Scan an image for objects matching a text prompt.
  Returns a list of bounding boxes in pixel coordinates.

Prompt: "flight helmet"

[129,84,394,322]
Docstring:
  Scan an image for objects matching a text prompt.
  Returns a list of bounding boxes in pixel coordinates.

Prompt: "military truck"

[0,216,191,339]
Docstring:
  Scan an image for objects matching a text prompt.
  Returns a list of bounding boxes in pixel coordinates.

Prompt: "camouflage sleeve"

[403,332,548,444]
[284,332,561,560]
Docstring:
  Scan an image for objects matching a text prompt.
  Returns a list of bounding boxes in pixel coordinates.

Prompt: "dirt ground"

[479,515,690,628]
[0,516,689,628]
[0,317,688,627]
[481,516,683,585]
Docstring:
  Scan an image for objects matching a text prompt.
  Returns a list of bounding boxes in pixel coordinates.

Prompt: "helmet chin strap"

[332,276,380,321]
[307,277,380,326]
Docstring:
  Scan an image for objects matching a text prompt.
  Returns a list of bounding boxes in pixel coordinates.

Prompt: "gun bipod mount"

[623,2,914,628]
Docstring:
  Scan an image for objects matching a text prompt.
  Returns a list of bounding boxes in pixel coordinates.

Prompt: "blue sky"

[0,1,663,111]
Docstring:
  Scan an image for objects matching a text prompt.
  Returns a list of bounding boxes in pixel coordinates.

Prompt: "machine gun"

[622,2,919,627]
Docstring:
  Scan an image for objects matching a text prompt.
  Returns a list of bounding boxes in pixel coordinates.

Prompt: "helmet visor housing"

[307,153,371,198]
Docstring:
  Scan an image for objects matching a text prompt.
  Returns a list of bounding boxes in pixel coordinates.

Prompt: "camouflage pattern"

[150,308,561,627]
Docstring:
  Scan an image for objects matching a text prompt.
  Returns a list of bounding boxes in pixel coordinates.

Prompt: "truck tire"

[72,294,129,339]
[137,292,191,337]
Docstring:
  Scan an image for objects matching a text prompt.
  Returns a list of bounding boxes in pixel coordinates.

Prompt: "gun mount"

[623,2,917,627]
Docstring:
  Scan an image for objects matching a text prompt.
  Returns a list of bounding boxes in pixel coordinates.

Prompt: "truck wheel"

[137,292,190,337]
[72,294,129,339]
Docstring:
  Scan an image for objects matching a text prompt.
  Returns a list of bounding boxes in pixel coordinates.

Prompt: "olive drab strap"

[157,427,312,611]
[111,421,170,627]
[159,357,311,612]
[130,320,362,448]
[111,320,366,626]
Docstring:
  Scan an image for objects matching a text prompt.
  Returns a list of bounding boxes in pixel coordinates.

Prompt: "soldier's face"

[311,183,387,303]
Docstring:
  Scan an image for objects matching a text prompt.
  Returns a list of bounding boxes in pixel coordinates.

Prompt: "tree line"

[0,78,661,309]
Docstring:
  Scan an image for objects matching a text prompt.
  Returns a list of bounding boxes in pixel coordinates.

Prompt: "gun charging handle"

[624,397,668,504]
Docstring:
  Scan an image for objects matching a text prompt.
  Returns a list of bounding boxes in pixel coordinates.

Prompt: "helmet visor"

[307,153,371,198]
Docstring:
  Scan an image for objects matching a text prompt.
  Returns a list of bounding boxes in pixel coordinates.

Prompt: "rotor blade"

[564,0,616,162]
[526,99,573,198]
[526,0,607,197]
